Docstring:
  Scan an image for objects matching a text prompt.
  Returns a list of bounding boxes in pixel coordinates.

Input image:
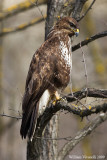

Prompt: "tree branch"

[65,88,107,102]
[79,0,96,21]
[0,16,46,37]
[57,112,107,160]
[36,102,107,138]
[0,113,22,120]
[35,88,107,137]
[72,30,107,52]
[0,0,47,21]
[72,0,88,20]
[0,88,107,130]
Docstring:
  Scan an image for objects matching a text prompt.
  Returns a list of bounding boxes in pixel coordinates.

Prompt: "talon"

[52,97,67,105]
[52,91,67,105]
[52,100,57,105]
[52,98,61,105]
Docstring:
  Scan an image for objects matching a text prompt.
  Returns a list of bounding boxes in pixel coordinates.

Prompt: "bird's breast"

[59,38,72,69]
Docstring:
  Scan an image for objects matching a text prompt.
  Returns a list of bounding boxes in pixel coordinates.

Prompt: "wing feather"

[20,38,58,139]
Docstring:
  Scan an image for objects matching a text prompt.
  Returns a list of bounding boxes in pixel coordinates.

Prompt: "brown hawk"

[20,17,79,140]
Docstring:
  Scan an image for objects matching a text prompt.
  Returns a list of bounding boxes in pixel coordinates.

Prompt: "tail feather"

[20,89,51,140]
[20,101,39,140]
[28,102,39,140]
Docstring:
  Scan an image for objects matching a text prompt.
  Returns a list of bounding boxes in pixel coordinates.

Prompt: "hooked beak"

[75,29,79,37]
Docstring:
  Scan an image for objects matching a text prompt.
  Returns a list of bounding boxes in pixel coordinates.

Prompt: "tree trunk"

[27,0,64,159]
[27,114,58,160]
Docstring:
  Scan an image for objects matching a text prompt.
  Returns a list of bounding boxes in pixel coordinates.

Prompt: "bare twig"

[35,135,73,141]
[80,42,88,103]
[79,0,96,21]
[72,0,88,20]
[29,0,47,23]
[58,112,107,160]
[72,30,107,52]
[0,0,47,21]
[65,88,107,102]
[0,113,22,119]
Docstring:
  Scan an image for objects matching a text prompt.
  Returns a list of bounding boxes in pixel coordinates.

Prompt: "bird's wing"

[20,37,59,139]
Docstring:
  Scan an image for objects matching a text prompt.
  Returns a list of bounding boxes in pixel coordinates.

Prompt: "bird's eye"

[69,22,76,28]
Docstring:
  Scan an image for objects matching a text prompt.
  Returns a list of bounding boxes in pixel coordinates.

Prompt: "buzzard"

[20,17,79,140]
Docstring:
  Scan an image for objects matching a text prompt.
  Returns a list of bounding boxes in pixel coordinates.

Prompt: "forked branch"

[78,0,96,21]
[0,88,107,125]
[35,88,107,136]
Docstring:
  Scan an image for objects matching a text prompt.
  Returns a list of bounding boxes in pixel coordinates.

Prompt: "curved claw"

[52,97,67,105]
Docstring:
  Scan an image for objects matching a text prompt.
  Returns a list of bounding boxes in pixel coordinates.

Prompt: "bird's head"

[54,17,79,37]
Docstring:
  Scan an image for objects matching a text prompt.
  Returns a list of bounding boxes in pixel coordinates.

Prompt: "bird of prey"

[20,17,79,140]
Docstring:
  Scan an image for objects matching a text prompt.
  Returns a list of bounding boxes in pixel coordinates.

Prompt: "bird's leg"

[55,91,60,100]
[52,91,67,105]
[52,91,61,105]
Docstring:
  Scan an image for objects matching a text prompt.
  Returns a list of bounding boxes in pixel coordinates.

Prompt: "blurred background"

[0,0,107,159]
